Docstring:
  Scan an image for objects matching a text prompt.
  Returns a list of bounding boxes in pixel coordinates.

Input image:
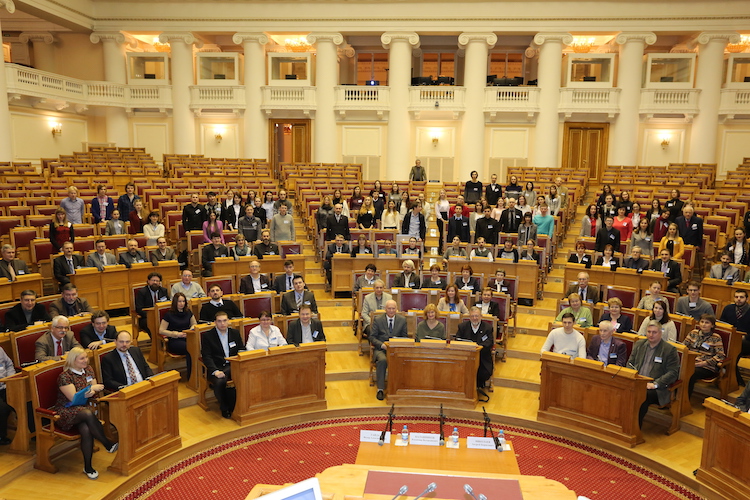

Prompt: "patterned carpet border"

[120,415,703,500]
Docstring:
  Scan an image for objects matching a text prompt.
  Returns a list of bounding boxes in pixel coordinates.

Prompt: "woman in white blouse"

[246,311,287,351]
[434,189,450,253]
[381,200,401,230]
[143,211,165,246]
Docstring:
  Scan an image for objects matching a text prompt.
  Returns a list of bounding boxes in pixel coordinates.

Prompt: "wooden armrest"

[35,407,57,417]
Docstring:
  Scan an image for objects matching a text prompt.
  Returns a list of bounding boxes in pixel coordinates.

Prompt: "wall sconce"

[51,122,62,138]
[432,136,439,147]
[659,133,670,149]
[430,130,440,147]
[215,133,222,143]
[214,127,225,143]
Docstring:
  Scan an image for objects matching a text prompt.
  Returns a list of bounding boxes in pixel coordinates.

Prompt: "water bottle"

[451,427,459,445]
[498,429,506,451]
[401,425,409,444]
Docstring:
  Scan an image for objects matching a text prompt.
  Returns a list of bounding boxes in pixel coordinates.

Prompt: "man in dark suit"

[119,238,147,268]
[447,204,470,243]
[150,237,177,265]
[650,249,682,293]
[101,331,153,392]
[456,307,494,388]
[718,289,750,386]
[5,289,52,332]
[325,203,350,241]
[252,229,280,259]
[280,276,318,315]
[286,305,326,346]
[86,239,117,271]
[476,288,500,318]
[675,205,703,247]
[627,320,679,428]
[485,173,502,207]
[272,260,301,293]
[52,241,86,290]
[34,315,82,362]
[623,247,649,272]
[199,284,242,322]
[134,272,170,338]
[200,311,244,418]
[401,203,426,241]
[595,216,621,253]
[323,234,350,289]
[49,283,92,317]
[0,244,31,281]
[499,197,523,234]
[586,321,627,367]
[239,260,273,294]
[202,232,229,277]
[474,206,499,246]
[79,310,119,349]
[565,271,600,304]
[370,300,407,400]
[182,193,207,232]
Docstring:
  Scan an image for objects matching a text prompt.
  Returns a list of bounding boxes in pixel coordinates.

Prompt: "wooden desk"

[700,278,750,314]
[0,273,44,303]
[101,370,182,475]
[697,397,750,500]
[564,264,667,299]
[1,369,32,453]
[356,439,520,474]
[538,352,650,448]
[213,256,307,289]
[385,339,480,410]
[101,265,131,310]
[228,342,327,426]
[332,256,412,293]
[447,260,539,302]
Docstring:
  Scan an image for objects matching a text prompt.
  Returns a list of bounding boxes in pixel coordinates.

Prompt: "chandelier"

[726,35,750,53]
[571,37,596,53]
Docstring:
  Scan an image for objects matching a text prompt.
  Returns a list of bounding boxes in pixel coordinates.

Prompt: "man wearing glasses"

[34,315,81,362]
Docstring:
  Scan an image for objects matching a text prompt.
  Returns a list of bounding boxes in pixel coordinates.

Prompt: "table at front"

[564,264,668,296]
[0,273,44,303]
[386,339,480,410]
[447,259,539,302]
[213,255,307,280]
[332,256,414,293]
[700,278,750,311]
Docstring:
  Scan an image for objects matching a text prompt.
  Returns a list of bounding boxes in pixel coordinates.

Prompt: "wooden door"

[562,123,609,182]
[269,119,311,176]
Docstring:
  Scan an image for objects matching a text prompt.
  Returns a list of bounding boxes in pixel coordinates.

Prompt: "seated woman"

[471,237,495,261]
[231,234,252,260]
[637,299,676,341]
[726,227,750,265]
[416,304,446,340]
[519,239,540,264]
[636,281,670,313]
[159,292,196,380]
[487,269,510,294]
[598,297,633,333]
[246,311,287,351]
[683,314,726,398]
[350,233,373,256]
[421,264,447,289]
[657,223,684,260]
[443,236,467,260]
[394,259,420,289]
[495,239,517,262]
[595,244,619,271]
[52,346,118,480]
[555,293,593,328]
[401,237,422,258]
[454,264,481,293]
[377,239,397,256]
[568,241,593,268]
[437,284,469,314]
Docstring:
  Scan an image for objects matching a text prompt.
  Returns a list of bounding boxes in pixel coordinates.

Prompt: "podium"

[228,343,327,426]
[538,352,650,448]
[100,370,182,475]
[386,339,480,409]
[697,398,750,500]
[0,273,44,303]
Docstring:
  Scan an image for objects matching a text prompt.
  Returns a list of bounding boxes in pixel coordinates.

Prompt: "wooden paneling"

[563,122,609,182]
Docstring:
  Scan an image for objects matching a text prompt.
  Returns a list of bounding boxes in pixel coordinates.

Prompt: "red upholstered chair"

[280,243,302,257]
[10,326,49,367]
[397,289,429,312]
[203,276,236,296]
[242,293,275,318]
[10,227,39,250]
[602,285,638,309]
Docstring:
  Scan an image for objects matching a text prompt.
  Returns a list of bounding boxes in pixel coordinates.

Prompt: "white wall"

[10,110,89,161]
[719,125,750,177]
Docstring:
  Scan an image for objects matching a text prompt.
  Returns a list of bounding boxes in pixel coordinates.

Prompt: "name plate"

[360,430,391,443]
[408,432,441,446]
[467,436,511,451]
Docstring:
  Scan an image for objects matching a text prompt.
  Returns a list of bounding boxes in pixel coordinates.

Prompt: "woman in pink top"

[612,205,632,242]
[202,211,225,243]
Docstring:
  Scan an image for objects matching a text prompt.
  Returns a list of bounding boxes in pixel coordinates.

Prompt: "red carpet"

[123,416,702,500]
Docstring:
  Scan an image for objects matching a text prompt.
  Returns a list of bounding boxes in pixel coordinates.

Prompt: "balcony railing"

[409,86,465,112]
[719,89,750,118]
[260,86,317,115]
[559,88,621,117]
[189,86,245,110]
[640,88,701,119]
[334,85,390,116]
[484,87,540,116]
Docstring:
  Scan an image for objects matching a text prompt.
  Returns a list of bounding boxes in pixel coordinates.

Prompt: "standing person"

[665,189,684,222]
[726,227,750,265]
[270,204,295,241]
[464,170,483,204]
[518,212,537,247]
[117,182,140,221]
[237,205,263,243]
[718,289,750,386]
[381,200,400,230]
[273,189,293,216]
[201,311,244,418]
[369,180,386,219]
[129,199,146,234]
[546,185,562,217]
[599,193,617,223]
[475,205,499,246]
[645,199,662,226]
[580,204,601,238]
[505,175,522,199]
[50,208,74,253]
[521,181,536,208]
[202,211,225,244]
[143,211,165,246]
[409,159,426,182]
[60,186,85,225]
[594,216,620,253]
[675,204,703,250]
[447,204,471,243]
[370,300,407,400]
[499,197,522,234]
[401,203,426,241]
[652,209,672,243]
[456,307,494,389]
[316,195,334,235]
[90,184,114,224]
[658,222,685,259]
[182,193,207,232]
[357,197,377,229]
[612,206,632,242]
[348,186,365,213]
[325,203,350,242]
[631,218,654,256]
[533,203,555,237]
[261,191,276,223]
[485,174,502,207]
[204,191,223,220]
[222,192,245,231]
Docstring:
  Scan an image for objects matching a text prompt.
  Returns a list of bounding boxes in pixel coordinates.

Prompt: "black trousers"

[688,366,717,397]
[638,389,661,428]
[737,335,750,386]
[209,367,235,413]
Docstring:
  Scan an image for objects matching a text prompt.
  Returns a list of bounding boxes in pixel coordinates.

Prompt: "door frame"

[561,122,609,182]
[268,119,311,175]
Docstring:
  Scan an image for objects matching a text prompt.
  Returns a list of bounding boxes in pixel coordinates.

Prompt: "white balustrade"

[558,87,621,116]
[260,86,317,114]
[483,86,541,115]
[333,85,390,116]
[719,89,750,119]
[189,86,246,109]
[640,88,701,118]
[409,86,465,110]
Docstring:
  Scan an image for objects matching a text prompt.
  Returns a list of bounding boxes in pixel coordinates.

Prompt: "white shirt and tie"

[118,350,144,386]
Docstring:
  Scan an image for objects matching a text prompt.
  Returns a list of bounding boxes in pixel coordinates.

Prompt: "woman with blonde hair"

[657,222,685,259]
[357,196,377,229]
[416,304,446,340]
[50,208,74,253]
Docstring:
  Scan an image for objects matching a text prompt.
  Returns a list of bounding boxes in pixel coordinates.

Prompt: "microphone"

[482,406,502,451]
[390,485,408,500]
[479,495,487,500]
[464,484,479,500]
[482,406,491,424]
[610,365,622,379]
[438,404,445,446]
[413,482,437,500]
[378,404,395,446]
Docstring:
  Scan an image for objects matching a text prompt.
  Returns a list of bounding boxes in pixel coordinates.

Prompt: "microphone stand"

[378,404,395,446]
[438,404,445,446]
[482,406,501,451]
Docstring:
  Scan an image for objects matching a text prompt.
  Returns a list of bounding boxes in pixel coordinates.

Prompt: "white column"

[19,32,56,73]
[381,32,420,180]
[610,32,657,166]
[90,31,134,147]
[0,1,16,162]
[160,33,200,155]
[688,31,740,164]
[307,32,344,163]
[458,33,496,180]
[532,32,572,169]
[233,33,268,160]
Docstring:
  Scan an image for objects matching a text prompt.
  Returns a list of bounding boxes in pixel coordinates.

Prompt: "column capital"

[533,32,573,47]
[338,43,355,59]
[159,32,203,48]
[0,0,15,14]
[458,32,497,49]
[306,32,344,46]
[232,32,269,46]
[615,32,657,46]
[525,46,539,58]
[381,32,420,50]
[90,31,138,49]
[19,32,55,45]
[689,31,741,48]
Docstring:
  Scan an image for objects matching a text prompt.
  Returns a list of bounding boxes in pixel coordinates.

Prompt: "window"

[421,52,455,80]
[489,52,524,79]
[356,52,388,85]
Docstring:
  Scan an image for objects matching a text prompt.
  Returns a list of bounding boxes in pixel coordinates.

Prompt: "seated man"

[34,315,82,362]
[170,269,206,299]
[101,331,154,392]
[252,229,280,259]
[361,279,392,340]
[202,232,229,277]
[709,251,741,281]
[623,247,649,272]
[0,346,16,445]
[370,300,407,400]
[540,312,586,359]
[134,272,169,338]
[0,244,30,281]
[5,289,52,332]
[200,311,244,418]
[394,259,420,289]
[377,239,397,256]
[354,263,377,293]
[586,320,627,366]
[627,320,680,428]
[119,238,147,268]
[280,276,318,315]
[49,283,92,317]
[52,241,86,290]
[86,239,117,271]
[150,237,177,265]
[286,304,326,346]
[79,310,118,349]
[718,289,750,386]
[199,284,242,322]
[323,234,350,288]
[456,306,495,388]
[565,271,599,304]
[476,287,500,318]
[273,260,301,293]
[649,249,682,293]
[239,260,272,294]
[675,281,714,320]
